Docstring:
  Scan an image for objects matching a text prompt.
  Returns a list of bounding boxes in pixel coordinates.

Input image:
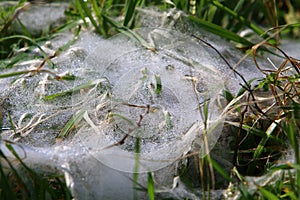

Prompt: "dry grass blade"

[252,41,300,75]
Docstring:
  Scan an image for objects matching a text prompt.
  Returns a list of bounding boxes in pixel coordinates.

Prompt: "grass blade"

[16,17,32,38]
[44,81,95,101]
[147,172,155,200]
[0,158,17,199]
[252,119,281,160]
[4,142,72,199]
[163,110,172,130]
[258,186,280,200]
[155,74,161,95]
[133,136,140,200]
[0,69,32,78]
[74,0,88,27]
[123,0,139,27]
[3,143,31,196]
[210,0,276,45]
[282,187,298,200]
[109,113,135,127]
[0,35,47,58]
[208,157,233,182]
[285,112,300,192]
[3,53,30,69]
[56,110,85,142]
[76,0,101,34]
[189,16,253,47]
[102,14,156,52]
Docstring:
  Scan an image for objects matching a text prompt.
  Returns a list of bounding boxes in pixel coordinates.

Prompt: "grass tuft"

[0,141,72,199]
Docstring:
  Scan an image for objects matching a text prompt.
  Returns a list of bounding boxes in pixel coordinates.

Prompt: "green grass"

[223,42,300,199]
[0,0,299,199]
[0,141,72,200]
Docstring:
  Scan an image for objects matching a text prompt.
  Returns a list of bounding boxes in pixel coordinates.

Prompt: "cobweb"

[72,28,225,172]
